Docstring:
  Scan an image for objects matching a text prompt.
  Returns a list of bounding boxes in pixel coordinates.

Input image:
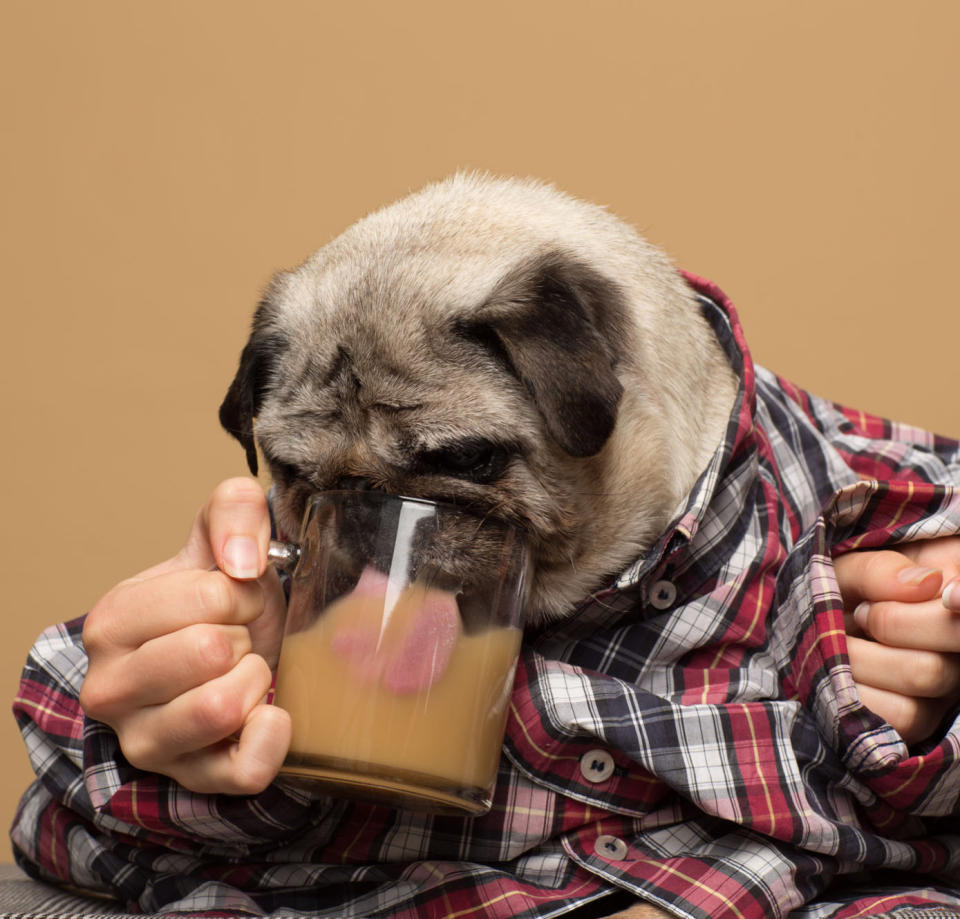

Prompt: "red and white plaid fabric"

[11,275,960,917]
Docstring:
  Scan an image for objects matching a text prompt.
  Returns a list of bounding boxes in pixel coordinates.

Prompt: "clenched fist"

[80,478,291,794]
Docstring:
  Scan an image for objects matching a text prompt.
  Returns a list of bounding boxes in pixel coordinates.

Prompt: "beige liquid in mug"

[274,575,522,814]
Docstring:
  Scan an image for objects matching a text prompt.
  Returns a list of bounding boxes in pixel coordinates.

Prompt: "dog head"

[220,174,735,621]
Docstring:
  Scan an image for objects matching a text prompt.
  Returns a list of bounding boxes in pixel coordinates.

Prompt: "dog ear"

[466,253,626,457]
[218,311,287,476]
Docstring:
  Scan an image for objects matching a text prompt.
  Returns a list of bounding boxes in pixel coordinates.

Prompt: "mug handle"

[267,539,301,572]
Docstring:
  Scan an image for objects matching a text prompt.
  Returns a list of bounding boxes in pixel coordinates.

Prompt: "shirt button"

[649,579,677,610]
[579,749,615,783]
[594,835,629,861]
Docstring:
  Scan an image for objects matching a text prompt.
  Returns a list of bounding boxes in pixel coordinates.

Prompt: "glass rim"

[268,489,530,576]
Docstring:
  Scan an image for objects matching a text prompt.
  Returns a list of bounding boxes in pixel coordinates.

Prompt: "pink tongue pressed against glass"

[330,566,461,693]
[382,590,461,693]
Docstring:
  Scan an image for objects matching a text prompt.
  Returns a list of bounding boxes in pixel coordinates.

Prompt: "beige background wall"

[2,1,958,859]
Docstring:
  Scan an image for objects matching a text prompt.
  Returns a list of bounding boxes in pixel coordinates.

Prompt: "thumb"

[135,478,272,581]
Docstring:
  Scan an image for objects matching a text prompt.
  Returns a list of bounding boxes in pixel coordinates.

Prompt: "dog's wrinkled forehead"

[259,247,514,437]
[267,244,501,392]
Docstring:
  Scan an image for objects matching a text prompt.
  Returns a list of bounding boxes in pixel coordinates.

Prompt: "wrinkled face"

[219,178,649,621]
[221,257,626,619]
[252,299,547,544]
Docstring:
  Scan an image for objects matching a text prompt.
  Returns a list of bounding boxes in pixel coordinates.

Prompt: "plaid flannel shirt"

[11,274,960,918]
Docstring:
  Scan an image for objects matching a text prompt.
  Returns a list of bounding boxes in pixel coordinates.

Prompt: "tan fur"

[223,173,738,622]
[603,905,673,919]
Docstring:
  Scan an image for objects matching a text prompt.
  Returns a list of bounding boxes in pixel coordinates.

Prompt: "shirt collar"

[610,271,758,592]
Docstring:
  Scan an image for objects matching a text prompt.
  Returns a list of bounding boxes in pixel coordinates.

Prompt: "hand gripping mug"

[267,491,529,816]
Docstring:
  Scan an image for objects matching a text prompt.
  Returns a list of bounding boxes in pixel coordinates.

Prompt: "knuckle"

[195,686,243,739]
[862,550,895,577]
[892,705,936,747]
[885,694,921,737]
[78,678,115,722]
[883,694,943,746]
[120,732,162,771]
[244,653,273,691]
[832,551,861,593]
[905,652,946,696]
[172,541,199,568]
[863,603,898,644]
[196,572,234,619]
[844,549,886,590]
[191,625,240,675]
[212,477,265,511]
[83,592,125,653]
[81,611,108,655]
[230,760,274,796]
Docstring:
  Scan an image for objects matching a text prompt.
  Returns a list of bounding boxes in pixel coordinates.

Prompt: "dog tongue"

[382,589,460,694]
[352,565,392,598]
[331,568,460,694]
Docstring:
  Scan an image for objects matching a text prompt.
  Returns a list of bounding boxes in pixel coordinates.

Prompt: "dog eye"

[418,440,511,484]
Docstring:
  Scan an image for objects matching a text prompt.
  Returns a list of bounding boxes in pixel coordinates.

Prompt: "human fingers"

[197,477,272,579]
[135,478,272,581]
[900,536,960,577]
[854,681,952,747]
[116,653,275,773]
[943,577,960,612]
[84,623,255,715]
[83,568,265,654]
[834,548,942,614]
[898,538,960,610]
[853,596,960,652]
[846,634,960,699]
[169,702,292,795]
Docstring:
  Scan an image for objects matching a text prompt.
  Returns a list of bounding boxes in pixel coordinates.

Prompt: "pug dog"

[217,174,737,919]
[219,173,736,626]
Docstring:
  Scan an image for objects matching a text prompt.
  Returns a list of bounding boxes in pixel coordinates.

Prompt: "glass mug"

[266,491,529,816]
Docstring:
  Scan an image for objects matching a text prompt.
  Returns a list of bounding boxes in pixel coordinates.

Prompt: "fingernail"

[223,537,260,579]
[853,601,870,631]
[896,566,940,587]
[944,578,960,611]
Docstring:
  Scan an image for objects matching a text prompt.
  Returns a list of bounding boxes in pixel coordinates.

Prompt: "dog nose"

[334,474,380,492]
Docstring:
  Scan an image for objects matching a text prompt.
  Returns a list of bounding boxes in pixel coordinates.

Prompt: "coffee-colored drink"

[274,573,522,814]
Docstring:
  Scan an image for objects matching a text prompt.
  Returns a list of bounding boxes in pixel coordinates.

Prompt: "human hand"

[79,477,291,795]
[836,536,960,745]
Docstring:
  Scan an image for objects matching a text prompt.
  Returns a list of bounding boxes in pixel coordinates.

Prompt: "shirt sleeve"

[773,370,960,492]
[769,378,960,837]
[10,616,325,901]
[763,369,960,767]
